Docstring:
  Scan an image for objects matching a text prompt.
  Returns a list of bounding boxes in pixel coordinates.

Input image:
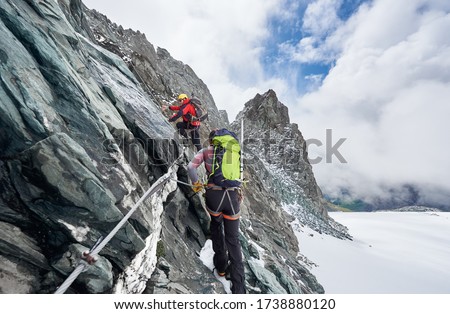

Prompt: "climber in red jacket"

[164,94,202,151]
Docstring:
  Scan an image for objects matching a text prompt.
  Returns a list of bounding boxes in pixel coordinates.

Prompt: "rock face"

[80,4,224,140]
[0,0,178,293]
[0,0,344,294]
[232,90,349,238]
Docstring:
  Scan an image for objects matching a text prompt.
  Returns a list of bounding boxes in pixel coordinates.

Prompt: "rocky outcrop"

[78,4,224,140]
[0,0,339,294]
[232,90,349,238]
[235,90,323,208]
[0,0,178,293]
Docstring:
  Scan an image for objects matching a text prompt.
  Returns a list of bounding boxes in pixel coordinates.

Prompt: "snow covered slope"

[295,211,450,293]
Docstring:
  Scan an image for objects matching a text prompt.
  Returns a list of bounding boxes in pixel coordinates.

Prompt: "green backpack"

[208,129,242,188]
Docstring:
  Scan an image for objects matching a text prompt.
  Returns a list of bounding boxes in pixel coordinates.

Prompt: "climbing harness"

[205,186,242,220]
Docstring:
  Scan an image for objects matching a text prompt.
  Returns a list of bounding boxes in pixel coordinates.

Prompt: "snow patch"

[199,239,232,294]
[296,212,450,293]
[58,220,90,242]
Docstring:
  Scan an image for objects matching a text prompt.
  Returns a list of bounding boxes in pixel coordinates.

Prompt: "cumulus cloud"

[302,0,342,37]
[292,0,450,206]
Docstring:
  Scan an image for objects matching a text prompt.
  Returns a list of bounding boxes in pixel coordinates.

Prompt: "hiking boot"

[217,263,231,280]
[217,270,226,277]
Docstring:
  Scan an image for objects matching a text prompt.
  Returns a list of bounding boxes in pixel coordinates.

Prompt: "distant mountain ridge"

[327,183,450,212]
[378,206,441,212]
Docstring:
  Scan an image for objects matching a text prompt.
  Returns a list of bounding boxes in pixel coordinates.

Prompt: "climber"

[163,93,202,151]
[187,129,246,294]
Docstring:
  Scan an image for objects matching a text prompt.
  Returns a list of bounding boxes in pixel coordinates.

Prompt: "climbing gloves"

[192,181,203,193]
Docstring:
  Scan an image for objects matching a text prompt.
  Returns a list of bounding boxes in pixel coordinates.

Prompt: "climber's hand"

[192,181,203,193]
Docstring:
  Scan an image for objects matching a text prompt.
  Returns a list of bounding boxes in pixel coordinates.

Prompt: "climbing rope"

[172,179,209,188]
[172,179,195,187]
[54,153,184,294]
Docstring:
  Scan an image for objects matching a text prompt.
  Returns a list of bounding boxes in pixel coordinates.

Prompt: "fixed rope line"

[172,179,210,188]
[54,156,182,294]
[172,179,195,187]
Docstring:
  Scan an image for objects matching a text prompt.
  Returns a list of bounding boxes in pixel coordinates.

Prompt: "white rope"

[54,167,177,294]
[92,171,173,256]
[54,263,87,294]
[172,179,195,187]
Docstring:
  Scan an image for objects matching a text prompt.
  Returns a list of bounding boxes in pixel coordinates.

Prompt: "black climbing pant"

[176,121,201,151]
[205,188,246,294]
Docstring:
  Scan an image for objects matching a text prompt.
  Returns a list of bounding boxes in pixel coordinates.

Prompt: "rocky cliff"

[0,0,346,294]
[232,90,349,238]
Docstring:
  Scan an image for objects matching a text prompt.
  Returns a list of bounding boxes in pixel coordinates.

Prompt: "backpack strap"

[208,146,220,183]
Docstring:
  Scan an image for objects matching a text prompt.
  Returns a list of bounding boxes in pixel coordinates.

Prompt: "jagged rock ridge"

[232,90,349,238]
[0,0,343,294]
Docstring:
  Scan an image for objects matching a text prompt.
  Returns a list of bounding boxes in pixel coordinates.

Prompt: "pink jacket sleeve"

[187,149,205,183]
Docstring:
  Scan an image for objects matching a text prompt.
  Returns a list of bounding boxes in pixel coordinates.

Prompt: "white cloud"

[292,0,450,204]
[302,0,342,37]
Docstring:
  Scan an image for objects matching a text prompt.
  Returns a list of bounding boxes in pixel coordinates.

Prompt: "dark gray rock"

[8,133,147,269]
[0,221,49,270]
[0,0,178,293]
[52,243,113,293]
[0,0,343,294]
[0,221,49,293]
[80,7,224,142]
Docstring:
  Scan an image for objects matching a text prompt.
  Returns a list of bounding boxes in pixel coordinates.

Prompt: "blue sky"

[83,0,450,208]
[262,0,370,94]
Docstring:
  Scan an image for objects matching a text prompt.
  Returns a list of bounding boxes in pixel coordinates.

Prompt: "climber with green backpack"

[187,128,246,294]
